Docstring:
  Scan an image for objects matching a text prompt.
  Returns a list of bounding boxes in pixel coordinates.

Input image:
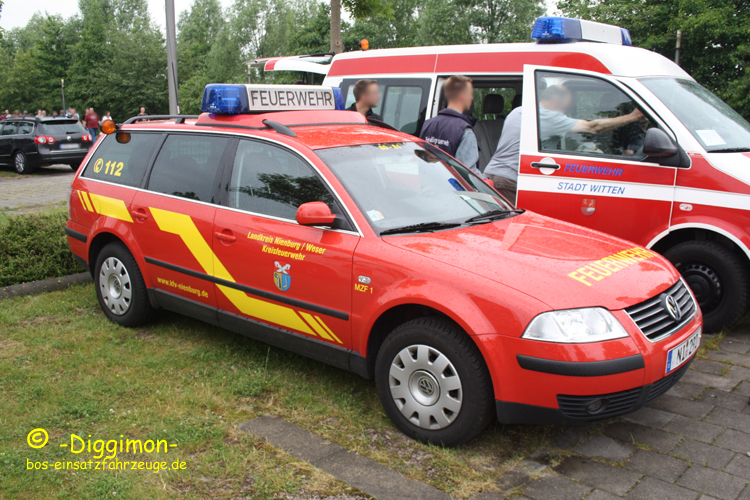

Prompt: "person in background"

[59,109,66,118]
[0,110,8,121]
[347,79,382,121]
[51,111,58,118]
[419,75,482,175]
[12,110,20,118]
[67,107,79,121]
[101,111,112,124]
[137,107,147,117]
[484,106,523,202]
[85,108,99,138]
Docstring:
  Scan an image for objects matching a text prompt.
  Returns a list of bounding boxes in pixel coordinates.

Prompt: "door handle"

[131,207,149,220]
[215,231,236,243]
[530,162,561,170]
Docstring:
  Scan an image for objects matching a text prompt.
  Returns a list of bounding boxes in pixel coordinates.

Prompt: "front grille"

[625,279,696,341]
[645,356,693,403]
[557,387,642,420]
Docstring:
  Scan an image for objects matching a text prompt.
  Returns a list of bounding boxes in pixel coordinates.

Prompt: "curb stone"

[0,272,92,300]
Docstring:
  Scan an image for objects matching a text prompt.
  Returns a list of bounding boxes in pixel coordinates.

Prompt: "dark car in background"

[0,117,93,174]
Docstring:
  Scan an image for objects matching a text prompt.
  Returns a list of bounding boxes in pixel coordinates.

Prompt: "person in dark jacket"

[420,75,481,174]
[348,79,382,121]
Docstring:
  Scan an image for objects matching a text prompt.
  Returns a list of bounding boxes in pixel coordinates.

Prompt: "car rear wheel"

[94,242,154,327]
[13,151,33,174]
[664,240,749,332]
[375,316,494,446]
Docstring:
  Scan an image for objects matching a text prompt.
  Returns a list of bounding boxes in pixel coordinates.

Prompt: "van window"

[226,139,333,220]
[535,71,655,159]
[82,133,161,187]
[148,134,228,203]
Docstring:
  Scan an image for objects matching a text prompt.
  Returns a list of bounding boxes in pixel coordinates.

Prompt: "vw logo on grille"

[662,294,682,321]
[418,377,435,396]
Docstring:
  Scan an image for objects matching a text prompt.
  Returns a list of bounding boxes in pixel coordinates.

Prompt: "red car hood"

[383,212,681,311]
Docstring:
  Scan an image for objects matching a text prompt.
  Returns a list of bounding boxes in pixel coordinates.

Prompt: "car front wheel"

[375,317,495,446]
[94,242,154,327]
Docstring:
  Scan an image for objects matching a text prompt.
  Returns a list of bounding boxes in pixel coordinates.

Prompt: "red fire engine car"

[255,16,750,333]
[65,83,702,445]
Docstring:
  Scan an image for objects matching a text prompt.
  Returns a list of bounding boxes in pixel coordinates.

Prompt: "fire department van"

[255,16,750,333]
[66,84,701,445]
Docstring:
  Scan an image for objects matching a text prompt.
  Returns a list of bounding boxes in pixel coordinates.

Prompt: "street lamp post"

[165,0,180,114]
[61,79,65,111]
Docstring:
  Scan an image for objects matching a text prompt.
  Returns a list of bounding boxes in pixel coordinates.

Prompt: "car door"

[0,122,18,163]
[130,133,235,321]
[213,138,359,355]
[516,65,677,245]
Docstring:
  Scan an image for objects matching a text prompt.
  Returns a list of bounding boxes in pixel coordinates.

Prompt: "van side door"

[516,65,678,246]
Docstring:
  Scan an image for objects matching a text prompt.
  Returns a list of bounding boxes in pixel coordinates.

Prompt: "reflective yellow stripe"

[150,207,314,336]
[314,316,342,344]
[89,193,133,222]
[77,191,92,212]
[299,312,328,339]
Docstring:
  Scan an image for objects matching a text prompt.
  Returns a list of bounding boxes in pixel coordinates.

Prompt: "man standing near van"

[485,85,645,202]
[348,79,382,121]
[420,75,481,174]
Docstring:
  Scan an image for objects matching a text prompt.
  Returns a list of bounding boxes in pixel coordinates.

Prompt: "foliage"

[557,0,750,120]
[0,210,84,287]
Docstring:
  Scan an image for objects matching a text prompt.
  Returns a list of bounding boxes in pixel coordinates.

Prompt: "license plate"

[666,328,701,373]
[59,143,80,150]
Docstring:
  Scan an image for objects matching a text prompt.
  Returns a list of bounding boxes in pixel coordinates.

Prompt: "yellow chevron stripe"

[77,191,92,212]
[89,193,133,222]
[150,208,314,336]
[314,316,342,344]
[299,312,328,339]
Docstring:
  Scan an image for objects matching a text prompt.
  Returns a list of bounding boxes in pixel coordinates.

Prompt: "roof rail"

[123,115,200,125]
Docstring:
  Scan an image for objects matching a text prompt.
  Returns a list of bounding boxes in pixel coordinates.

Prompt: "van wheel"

[14,151,33,174]
[94,242,154,327]
[664,240,749,332]
[375,317,494,446]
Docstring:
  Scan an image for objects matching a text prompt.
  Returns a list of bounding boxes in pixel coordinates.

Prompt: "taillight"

[82,134,92,142]
[34,136,55,144]
[47,136,56,144]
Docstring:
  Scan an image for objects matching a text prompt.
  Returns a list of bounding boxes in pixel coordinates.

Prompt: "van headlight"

[522,308,629,343]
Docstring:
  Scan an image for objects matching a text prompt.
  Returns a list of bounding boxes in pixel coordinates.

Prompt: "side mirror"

[296,202,336,226]
[643,128,678,157]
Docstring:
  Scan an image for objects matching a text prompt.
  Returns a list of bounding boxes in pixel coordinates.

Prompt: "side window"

[18,122,34,135]
[1,123,17,135]
[382,86,423,134]
[82,133,161,187]
[535,71,655,159]
[227,140,333,220]
[148,134,229,203]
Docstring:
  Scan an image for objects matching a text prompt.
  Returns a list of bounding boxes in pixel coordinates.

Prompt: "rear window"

[40,121,85,135]
[82,133,161,187]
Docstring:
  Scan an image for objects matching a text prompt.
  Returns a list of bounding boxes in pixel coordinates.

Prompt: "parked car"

[0,117,93,174]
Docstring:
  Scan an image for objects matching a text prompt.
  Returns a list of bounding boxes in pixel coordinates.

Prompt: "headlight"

[523,307,629,343]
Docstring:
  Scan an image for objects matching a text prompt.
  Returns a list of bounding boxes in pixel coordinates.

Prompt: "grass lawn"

[0,284,559,499]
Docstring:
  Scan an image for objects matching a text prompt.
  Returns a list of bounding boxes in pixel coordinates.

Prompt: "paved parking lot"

[0,165,74,211]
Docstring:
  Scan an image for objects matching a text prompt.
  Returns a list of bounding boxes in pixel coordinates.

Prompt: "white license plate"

[59,143,80,150]
[666,328,701,373]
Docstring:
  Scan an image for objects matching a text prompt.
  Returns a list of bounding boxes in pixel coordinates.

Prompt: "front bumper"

[495,356,693,425]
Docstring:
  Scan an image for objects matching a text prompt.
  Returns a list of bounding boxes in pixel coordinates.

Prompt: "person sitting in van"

[539,85,644,150]
[420,75,482,174]
[348,79,382,121]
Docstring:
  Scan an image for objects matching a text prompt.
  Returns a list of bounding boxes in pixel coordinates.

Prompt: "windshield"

[40,121,84,135]
[316,142,515,234]
[640,78,750,152]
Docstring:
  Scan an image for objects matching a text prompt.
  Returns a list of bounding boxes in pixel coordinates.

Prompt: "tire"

[68,162,81,171]
[375,316,495,446]
[94,242,154,327]
[13,151,33,174]
[664,240,749,332]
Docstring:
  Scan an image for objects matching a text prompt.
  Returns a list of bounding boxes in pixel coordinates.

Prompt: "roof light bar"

[531,17,632,46]
[201,84,346,114]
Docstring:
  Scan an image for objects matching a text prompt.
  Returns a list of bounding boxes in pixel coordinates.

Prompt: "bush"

[0,210,84,287]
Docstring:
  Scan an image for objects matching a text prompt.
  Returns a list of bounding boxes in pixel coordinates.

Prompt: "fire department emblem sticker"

[581,198,596,216]
[274,262,291,292]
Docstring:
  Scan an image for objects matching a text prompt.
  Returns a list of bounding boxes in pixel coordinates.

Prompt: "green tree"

[459,0,543,43]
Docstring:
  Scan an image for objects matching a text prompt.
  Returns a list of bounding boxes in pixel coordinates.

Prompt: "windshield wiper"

[464,208,525,224]
[380,221,462,236]
[709,147,750,153]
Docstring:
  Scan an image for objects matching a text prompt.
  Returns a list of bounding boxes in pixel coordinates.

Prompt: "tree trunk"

[330,0,343,54]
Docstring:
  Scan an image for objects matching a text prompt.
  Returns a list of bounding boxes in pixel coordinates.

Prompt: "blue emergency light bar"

[531,17,632,46]
[201,84,346,114]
